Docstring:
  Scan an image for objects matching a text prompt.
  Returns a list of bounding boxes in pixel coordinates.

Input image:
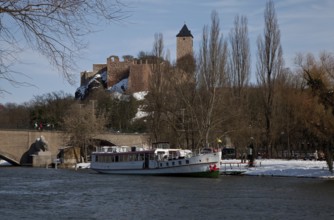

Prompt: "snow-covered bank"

[74,162,91,169]
[0,160,11,166]
[221,159,334,179]
[2,158,333,179]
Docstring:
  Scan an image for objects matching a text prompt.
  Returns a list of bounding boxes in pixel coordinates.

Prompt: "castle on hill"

[75,24,193,99]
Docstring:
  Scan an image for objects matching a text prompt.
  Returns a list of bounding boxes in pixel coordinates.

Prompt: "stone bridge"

[0,129,150,166]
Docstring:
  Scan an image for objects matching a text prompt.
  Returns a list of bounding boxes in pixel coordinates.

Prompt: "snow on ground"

[133,91,148,100]
[133,91,148,120]
[220,159,334,179]
[74,162,91,169]
[0,160,11,166]
[107,78,128,93]
[134,109,148,119]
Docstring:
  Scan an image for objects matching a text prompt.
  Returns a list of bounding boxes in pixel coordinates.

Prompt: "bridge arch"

[91,138,116,147]
[0,150,20,165]
[0,129,150,166]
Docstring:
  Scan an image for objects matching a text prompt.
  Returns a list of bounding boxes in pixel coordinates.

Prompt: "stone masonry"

[80,24,193,94]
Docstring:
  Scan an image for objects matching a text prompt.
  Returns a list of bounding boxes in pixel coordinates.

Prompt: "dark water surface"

[0,167,333,220]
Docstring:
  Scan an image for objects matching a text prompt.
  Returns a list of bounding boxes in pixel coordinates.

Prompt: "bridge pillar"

[32,151,52,167]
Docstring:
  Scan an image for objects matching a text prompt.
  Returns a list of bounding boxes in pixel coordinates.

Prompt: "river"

[0,167,333,220]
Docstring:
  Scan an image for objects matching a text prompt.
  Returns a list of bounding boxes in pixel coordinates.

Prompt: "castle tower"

[176,24,193,62]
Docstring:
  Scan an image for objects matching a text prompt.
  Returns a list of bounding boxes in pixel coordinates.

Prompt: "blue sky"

[1,0,333,104]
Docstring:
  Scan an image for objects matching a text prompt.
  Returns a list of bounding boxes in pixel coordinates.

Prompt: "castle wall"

[127,64,152,93]
[107,56,131,87]
[79,25,194,94]
[93,64,107,73]
[80,71,94,86]
[80,64,106,85]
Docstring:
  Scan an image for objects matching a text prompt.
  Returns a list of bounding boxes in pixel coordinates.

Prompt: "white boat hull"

[91,152,221,178]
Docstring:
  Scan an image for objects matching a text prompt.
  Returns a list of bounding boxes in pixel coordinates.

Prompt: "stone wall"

[107,56,131,87]
[32,151,52,168]
[177,36,193,61]
[0,130,150,165]
[80,64,107,86]
[93,64,107,73]
[79,25,194,94]
[127,64,152,93]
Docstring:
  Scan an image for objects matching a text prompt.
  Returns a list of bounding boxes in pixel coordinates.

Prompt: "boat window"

[178,161,182,165]
[186,160,189,164]
[149,153,155,160]
[166,162,169,166]
[160,163,162,167]
[172,162,175,166]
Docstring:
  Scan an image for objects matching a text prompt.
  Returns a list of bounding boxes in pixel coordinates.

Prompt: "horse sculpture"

[33,135,48,152]
[20,135,49,165]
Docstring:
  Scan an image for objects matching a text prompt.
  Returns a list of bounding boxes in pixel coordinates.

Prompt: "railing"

[220,162,248,175]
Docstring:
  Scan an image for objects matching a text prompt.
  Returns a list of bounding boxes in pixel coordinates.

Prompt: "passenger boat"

[90,143,221,178]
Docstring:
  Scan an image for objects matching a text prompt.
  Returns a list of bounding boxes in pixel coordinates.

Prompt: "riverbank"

[2,159,334,179]
[230,159,334,179]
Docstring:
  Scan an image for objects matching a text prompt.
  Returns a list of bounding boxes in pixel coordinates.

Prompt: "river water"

[0,167,333,220]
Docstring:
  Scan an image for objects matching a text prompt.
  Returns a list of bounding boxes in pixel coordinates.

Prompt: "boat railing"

[95,146,148,153]
[220,161,248,174]
[95,146,129,153]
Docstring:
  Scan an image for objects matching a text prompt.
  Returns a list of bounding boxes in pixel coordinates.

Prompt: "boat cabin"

[154,149,192,161]
[92,145,192,165]
[221,147,236,159]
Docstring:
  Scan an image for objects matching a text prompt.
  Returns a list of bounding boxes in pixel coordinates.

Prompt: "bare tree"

[145,33,167,142]
[146,33,197,147]
[0,102,31,129]
[0,0,127,89]
[228,15,250,97]
[62,100,107,162]
[227,14,251,153]
[256,0,284,156]
[153,33,164,62]
[295,52,334,172]
[196,10,228,147]
[29,91,75,129]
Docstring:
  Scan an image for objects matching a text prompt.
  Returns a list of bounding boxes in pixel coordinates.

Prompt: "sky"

[1,0,333,104]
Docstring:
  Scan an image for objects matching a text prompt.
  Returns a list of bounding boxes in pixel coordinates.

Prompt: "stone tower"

[176,24,193,62]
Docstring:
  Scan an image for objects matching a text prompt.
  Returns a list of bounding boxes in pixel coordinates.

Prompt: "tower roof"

[176,24,193,38]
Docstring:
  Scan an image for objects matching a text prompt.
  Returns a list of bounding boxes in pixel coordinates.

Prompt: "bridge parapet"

[95,133,150,147]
